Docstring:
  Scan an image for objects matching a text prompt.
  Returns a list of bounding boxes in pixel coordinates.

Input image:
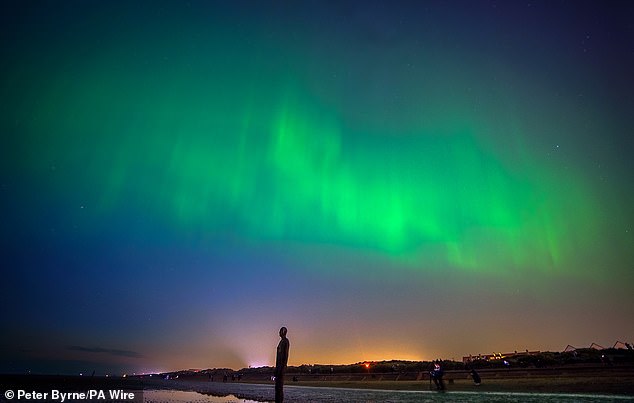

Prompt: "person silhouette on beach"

[430,360,445,391]
[274,326,290,403]
[469,368,481,385]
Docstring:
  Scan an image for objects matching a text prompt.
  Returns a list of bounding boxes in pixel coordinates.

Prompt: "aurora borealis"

[1,1,633,374]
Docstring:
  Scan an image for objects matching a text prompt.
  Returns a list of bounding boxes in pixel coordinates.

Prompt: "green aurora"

[11,58,600,273]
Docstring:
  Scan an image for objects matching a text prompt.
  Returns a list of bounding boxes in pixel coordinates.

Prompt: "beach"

[142,379,634,402]
[140,366,634,401]
[2,371,633,402]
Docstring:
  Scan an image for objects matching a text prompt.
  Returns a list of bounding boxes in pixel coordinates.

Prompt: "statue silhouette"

[274,327,290,403]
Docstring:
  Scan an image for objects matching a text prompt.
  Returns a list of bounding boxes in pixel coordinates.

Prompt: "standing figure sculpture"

[275,327,290,403]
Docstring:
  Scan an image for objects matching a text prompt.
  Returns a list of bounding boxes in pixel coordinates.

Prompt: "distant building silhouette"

[563,341,632,352]
[466,340,634,361]
[462,350,539,364]
[613,341,633,350]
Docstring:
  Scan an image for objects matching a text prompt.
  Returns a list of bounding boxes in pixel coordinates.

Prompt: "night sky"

[1,0,633,375]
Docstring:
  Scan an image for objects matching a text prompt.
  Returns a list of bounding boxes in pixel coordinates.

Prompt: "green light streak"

[10,61,599,274]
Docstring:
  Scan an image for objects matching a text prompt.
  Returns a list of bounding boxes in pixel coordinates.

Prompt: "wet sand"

[3,369,632,402]
[141,371,634,400]
[286,376,634,395]
[141,378,634,402]
[142,387,634,403]
[143,365,634,397]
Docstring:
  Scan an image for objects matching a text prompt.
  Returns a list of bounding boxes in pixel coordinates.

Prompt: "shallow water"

[145,389,258,402]
[145,386,634,402]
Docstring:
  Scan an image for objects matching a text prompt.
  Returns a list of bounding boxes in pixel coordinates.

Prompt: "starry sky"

[1,0,633,375]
